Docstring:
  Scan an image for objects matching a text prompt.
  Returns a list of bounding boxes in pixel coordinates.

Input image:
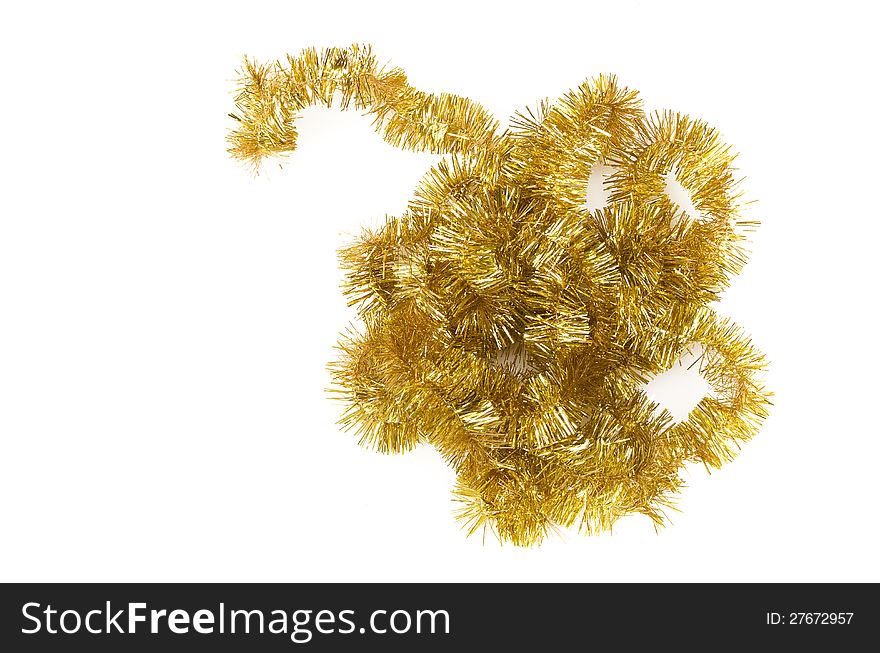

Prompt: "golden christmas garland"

[228,45,771,545]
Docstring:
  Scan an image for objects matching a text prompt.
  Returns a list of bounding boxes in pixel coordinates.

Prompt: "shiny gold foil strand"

[227,44,500,170]
[228,44,771,546]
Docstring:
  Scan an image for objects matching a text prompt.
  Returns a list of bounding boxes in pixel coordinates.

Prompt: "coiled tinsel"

[228,45,771,545]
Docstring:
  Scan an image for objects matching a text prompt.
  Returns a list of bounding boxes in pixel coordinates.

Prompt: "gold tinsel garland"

[227,45,771,545]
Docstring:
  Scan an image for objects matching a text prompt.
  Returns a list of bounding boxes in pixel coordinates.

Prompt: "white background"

[1,1,878,582]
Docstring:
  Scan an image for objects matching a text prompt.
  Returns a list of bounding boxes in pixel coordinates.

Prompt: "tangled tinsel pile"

[228,45,771,545]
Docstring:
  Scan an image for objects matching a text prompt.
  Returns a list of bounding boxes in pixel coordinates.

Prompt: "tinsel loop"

[228,45,771,545]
